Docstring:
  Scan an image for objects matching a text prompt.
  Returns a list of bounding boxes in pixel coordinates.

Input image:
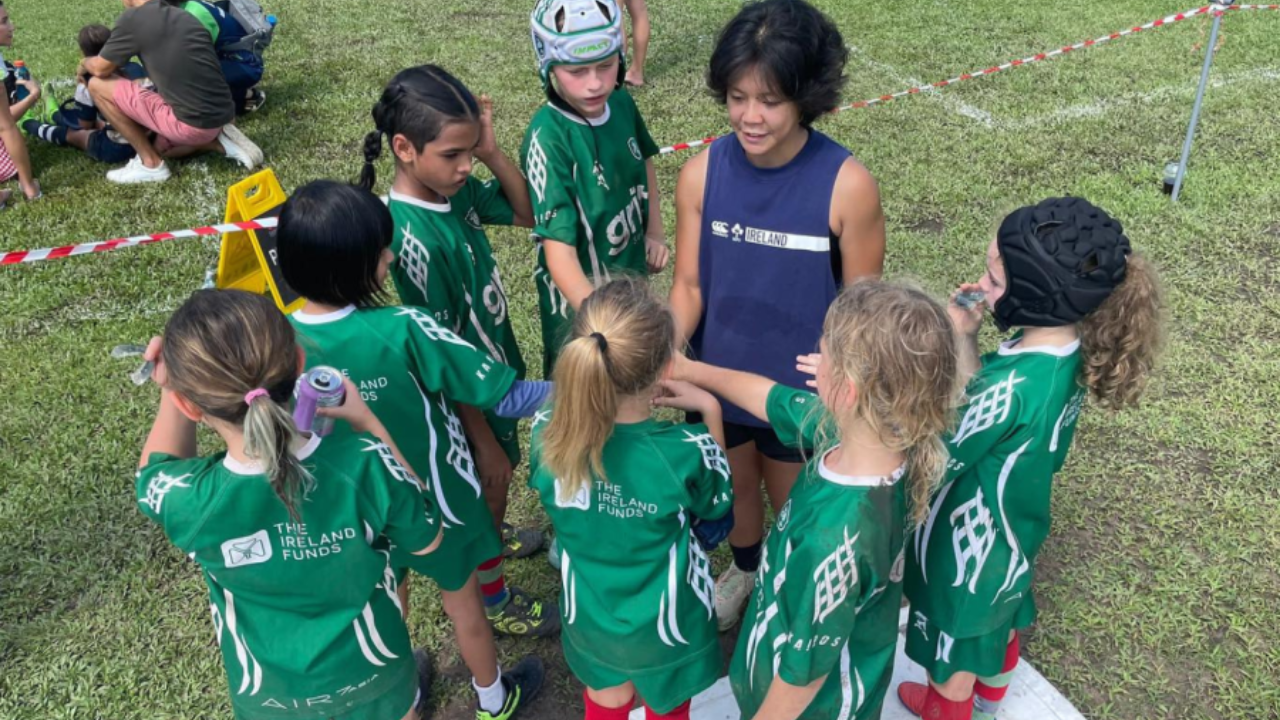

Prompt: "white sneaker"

[106,156,171,184]
[714,564,756,631]
[218,124,262,169]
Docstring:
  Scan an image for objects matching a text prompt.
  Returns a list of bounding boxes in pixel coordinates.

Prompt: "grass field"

[2,0,1279,718]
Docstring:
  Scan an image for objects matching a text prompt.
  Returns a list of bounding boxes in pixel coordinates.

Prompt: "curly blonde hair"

[1078,254,1165,410]
[817,281,962,526]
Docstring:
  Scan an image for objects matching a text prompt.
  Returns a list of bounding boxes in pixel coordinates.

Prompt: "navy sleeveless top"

[690,130,850,427]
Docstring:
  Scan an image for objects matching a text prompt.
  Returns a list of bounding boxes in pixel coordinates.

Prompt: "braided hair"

[358,65,479,191]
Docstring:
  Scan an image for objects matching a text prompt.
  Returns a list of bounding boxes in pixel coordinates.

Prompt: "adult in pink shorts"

[83,0,260,184]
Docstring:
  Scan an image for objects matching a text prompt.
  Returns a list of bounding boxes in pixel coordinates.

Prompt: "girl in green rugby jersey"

[277,181,552,720]
[896,198,1165,720]
[529,278,733,720]
[137,289,440,720]
[359,65,554,636]
[522,0,669,378]
[669,281,961,720]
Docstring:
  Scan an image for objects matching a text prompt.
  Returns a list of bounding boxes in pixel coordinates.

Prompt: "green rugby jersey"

[905,336,1085,638]
[527,410,732,705]
[136,431,439,718]
[388,181,527,464]
[731,386,908,720]
[520,90,659,375]
[290,305,516,589]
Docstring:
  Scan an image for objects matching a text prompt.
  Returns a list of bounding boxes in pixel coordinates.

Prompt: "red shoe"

[898,682,930,715]
[897,681,973,720]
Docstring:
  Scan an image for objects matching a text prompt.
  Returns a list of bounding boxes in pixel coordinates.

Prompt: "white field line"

[6,297,180,339]
[846,48,1279,132]
[847,45,997,127]
[1002,66,1280,129]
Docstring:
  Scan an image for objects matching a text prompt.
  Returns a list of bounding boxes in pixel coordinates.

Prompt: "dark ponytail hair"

[359,65,481,191]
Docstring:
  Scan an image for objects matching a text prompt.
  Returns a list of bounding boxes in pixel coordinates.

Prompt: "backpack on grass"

[214,0,275,62]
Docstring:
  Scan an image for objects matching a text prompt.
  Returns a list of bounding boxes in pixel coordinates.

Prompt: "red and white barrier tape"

[0,218,278,266]
[2,3,1277,265]
[658,3,1280,154]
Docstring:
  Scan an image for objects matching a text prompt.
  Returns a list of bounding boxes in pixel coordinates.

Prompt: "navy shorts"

[51,106,138,164]
[221,56,264,114]
[86,130,138,164]
[685,414,806,464]
[722,421,806,464]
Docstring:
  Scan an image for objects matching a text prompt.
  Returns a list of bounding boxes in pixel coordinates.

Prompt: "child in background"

[359,66,553,620]
[523,0,668,378]
[621,0,649,88]
[529,278,734,720]
[23,24,140,165]
[277,180,550,720]
[0,0,40,205]
[670,281,960,720]
[136,289,441,720]
[668,0,886,632]
[181,0,267,114]
[898,198,1164,720]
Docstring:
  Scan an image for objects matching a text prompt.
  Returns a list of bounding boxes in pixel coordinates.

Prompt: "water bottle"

[12,60,29,103]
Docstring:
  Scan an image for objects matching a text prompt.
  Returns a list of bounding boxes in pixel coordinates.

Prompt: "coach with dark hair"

[83,0,260,184]
[669,0,887,632]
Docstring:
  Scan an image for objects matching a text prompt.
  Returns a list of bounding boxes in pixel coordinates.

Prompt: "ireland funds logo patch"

[222,530,273,568]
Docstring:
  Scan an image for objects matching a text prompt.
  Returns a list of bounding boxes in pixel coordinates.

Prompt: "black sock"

[731,541,763,573]
[27,122,68,146]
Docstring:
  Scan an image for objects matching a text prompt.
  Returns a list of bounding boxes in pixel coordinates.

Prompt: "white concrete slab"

[629,609,1085,719]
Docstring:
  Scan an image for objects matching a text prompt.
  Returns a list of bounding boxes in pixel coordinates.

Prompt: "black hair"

[359,65,479,191]
[277,180,394,309]
[707,0,848,127]
[78,24,111,58]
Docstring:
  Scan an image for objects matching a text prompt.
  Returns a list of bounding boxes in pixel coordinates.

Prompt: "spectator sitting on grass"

[82,0,262,184]
[0,0,41,206]
[23,24,142,166]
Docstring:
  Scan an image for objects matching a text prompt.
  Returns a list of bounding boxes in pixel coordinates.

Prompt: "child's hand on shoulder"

[474,94,499,164]
[645,235,669,273]
[653,379,719,417]
[668,352,696,383]
[317,377,382,435]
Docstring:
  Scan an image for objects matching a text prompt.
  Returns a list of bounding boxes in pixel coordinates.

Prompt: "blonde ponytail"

[542,334,619,501]
[541,278,675,502]
[162,290,313,520]
[243,393,313,521]
[905,434,948,526]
